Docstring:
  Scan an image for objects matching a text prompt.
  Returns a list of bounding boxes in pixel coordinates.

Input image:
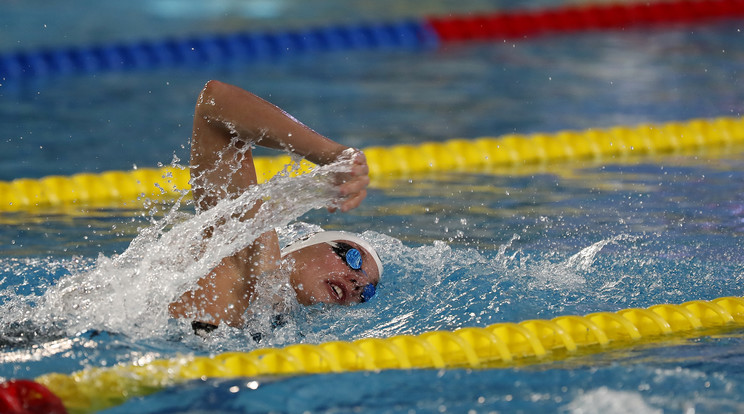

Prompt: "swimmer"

[168,80,382,331]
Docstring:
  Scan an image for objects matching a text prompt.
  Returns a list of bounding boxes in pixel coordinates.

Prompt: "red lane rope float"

[0,380,67,414]
[3,1,744,85]
[427,0,744,42]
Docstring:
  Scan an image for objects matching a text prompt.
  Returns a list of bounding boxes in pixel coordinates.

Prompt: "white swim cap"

[281,230,383,278]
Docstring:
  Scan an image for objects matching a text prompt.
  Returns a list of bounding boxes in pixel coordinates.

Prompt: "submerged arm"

[169,80,369,328]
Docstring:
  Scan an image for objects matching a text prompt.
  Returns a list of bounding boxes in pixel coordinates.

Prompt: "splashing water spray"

[1,151,356,340]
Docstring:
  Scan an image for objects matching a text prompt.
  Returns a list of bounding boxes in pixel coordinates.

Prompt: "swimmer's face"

[285,241,380,306]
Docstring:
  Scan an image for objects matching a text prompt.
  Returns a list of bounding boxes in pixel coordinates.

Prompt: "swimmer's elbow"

[194,80,234,127]
[201,79,226,97]
[197,80,261,119]
[196,80,226,113]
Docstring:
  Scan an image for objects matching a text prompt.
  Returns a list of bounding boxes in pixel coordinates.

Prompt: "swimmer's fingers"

[332,150,367,178]
[350,150,369,176]
[327,149,369,213]
[338,173,370,197]
[339,188,368,212]
[327,175,369,213]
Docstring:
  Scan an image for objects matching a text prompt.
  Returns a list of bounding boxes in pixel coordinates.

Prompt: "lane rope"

[33,296,744,413]
[2,0,743,85]
[3,3,744,412]
[1,115,743,212]
[428,0,744,42]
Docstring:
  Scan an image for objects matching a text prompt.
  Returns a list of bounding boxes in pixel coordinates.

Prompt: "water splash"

[0,157,355,340]
[293,230,653,343]
[566,234,639,272]
[562,387,662,414]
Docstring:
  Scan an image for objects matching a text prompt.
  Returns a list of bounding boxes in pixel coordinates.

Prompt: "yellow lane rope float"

[36,296,744,413]
[1,116,743,212]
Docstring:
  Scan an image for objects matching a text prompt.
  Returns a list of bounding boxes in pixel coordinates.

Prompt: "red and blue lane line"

[1,0,744,85]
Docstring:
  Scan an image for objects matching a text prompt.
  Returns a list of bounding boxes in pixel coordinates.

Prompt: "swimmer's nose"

[350,278,375,302]
[350,279,362,291]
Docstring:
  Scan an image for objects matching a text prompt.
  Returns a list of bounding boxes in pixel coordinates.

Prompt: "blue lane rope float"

[0,20,439,84]
[2,0,744,85]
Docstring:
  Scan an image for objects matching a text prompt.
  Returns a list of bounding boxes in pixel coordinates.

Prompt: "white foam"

[10,157,354,338]
[563,387,662,414]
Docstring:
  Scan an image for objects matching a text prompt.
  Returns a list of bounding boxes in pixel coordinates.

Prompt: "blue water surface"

[2,1,744,413]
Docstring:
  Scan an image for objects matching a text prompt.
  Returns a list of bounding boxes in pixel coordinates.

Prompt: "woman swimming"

[168,80,383,331]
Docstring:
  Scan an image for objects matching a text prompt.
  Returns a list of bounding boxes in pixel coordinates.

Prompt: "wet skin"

[286,242,380,306]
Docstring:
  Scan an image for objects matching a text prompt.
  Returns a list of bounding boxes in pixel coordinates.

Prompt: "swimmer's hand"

[329,149,369,213]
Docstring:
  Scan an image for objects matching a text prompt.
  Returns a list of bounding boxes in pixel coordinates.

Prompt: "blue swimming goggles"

[328,242,376,303]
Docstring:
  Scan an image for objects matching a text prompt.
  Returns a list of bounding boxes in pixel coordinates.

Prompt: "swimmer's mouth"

[328,281,345,302]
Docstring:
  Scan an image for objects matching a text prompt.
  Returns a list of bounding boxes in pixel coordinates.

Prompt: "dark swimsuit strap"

[191,320,218,336]
[191,314,286,340]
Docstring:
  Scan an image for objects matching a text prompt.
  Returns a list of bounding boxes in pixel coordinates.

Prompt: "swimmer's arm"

[171,81,294,328]
[196,80,347,164]
[170,80,369,328]
[168,243,272,328]
[192,80,369,212]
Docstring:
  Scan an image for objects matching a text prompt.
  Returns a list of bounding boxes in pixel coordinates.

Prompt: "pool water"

[2,1,744,413]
